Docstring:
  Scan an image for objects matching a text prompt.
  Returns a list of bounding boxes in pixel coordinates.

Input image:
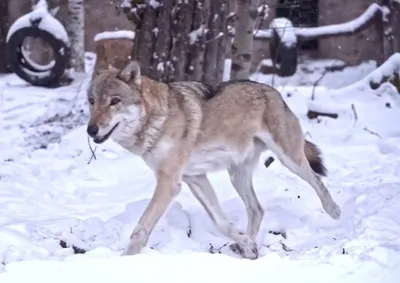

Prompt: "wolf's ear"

[117,61,141,87]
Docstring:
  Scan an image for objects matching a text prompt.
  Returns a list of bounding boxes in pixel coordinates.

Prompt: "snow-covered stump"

[93,31,135,74]
[269,18,297,77]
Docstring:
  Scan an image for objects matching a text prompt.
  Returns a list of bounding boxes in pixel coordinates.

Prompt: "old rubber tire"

[6,26,70,87]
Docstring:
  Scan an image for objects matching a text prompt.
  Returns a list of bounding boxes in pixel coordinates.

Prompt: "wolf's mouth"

[93,123,120,144]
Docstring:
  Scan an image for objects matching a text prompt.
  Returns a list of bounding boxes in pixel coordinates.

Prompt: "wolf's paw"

[229,242,259,260]
[324,201,341,220]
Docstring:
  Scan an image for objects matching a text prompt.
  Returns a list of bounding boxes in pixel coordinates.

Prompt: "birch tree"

[230,0,259,80]
[66,0,85,72]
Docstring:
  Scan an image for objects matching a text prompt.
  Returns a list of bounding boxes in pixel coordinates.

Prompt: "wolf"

[86,60,341,259]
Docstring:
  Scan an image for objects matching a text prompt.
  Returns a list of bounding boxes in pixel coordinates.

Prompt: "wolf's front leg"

[121,170,182,256]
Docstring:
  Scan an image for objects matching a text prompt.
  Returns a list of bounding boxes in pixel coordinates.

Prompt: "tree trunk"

[122,0,230,84]
[0,0,9,73]
[134,3,158,78]
[187,0,210,82]
[152,0,174,81]
[170,0,195,81]
[216,1,229,82]
[203,0,224,85]
[392,0,400,53]
[66,0,85,72]
[230,0,259,80]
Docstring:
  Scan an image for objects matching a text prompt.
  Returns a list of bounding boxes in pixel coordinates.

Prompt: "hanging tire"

[6,26,70,87]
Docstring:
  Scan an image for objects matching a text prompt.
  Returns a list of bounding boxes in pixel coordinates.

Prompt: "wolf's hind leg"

[183,174,259,260]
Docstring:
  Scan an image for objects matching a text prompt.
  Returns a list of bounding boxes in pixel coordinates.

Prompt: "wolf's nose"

[87,124,99,137]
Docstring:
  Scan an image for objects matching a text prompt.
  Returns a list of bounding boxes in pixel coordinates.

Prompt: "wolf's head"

[86,61,144,144]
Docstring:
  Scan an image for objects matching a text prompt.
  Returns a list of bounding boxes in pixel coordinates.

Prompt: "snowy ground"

[1,54,400,282]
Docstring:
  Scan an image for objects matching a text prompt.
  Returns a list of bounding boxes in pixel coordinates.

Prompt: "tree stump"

[93,31,135,74]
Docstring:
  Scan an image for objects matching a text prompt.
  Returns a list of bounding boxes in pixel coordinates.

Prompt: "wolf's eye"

[88,97,94,105]
[110,97,121,106]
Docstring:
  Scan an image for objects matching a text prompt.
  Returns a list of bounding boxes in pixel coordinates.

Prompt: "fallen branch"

[307,110,338,120]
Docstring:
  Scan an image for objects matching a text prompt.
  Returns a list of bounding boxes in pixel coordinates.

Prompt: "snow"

[254,3,383,40]
[269,18,297,48]
[94,30,136,42]
[1,53,400,281]
[120,0,131,9]
[251,59,377,89]
[6,3,69,45]
[188,25,206,45]
[148,0,160,9]
[257,4,270,20]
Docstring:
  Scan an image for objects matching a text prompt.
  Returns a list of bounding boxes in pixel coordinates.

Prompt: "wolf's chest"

[184,145,253,176]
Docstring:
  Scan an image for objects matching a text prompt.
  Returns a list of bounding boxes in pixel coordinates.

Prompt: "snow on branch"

[295,3,383,40]
[94,30,135,42]
[254,3,384,41]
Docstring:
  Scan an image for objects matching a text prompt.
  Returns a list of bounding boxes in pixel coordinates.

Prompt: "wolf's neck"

[114,78,169,155]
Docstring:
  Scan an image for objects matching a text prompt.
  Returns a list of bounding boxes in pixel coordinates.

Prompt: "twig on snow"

[363,127,383,139]
[351,103,358,125]
[208,242,229,254]
[87,135,97,164]
[311,70,328,101]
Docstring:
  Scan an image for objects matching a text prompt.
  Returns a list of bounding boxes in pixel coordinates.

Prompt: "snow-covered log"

[230,0,260,80]
[362,52,400,91]
[66,0,85,73]
[307,53,400,120]
[94,30,135,74]
[254,3,384,41]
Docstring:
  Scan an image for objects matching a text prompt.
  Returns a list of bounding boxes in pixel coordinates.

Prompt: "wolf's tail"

[304,140,327,177]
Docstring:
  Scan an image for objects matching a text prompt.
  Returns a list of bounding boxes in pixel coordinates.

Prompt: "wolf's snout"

[87,124,99,137]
